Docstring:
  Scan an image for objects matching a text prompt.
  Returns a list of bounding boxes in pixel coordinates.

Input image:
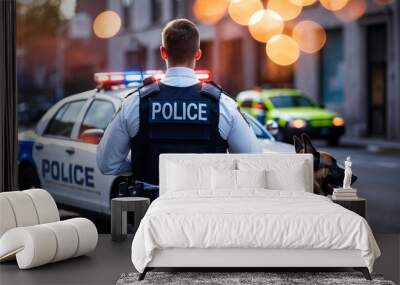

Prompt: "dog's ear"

[293,135,304,153]
[301,133,320,170]
[301,133,318,155]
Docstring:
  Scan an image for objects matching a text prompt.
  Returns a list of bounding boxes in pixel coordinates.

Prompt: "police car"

[18,71,293,215]
[237,89,345,146]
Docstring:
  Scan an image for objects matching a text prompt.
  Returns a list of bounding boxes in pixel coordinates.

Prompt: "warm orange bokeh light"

[228,0,264,25]
[267,0,302,21]
[320,0,349,11]
[248,10,284,43]
[335,0,366,22]
[93,11,121,39]
[292,20,326,53]
[266,35,300,66]
[290,119,307,128]
[332,117,345,126]
[193,0,229,25]
[290,0,317,6]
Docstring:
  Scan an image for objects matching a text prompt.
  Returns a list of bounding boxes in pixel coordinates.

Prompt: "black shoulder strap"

[124,76,160,99]
[139,76,160,98]
[200,81,222,101]
[124,88,139,98]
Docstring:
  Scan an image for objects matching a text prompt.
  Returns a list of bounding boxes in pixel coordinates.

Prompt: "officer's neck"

[166,61,196,70]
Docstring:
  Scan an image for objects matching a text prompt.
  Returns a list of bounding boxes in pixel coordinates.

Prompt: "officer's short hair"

[162,19,200,64]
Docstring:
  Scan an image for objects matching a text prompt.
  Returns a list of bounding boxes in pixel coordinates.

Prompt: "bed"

[131,154,380,280]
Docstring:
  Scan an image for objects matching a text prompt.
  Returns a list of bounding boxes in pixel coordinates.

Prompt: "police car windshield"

[270,95,317,108]
[243,113,272,140]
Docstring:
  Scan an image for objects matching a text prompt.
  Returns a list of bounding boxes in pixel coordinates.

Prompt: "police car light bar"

[145,70,211,81]
[146,70,165,80]
[95,72,144,89]
[195,70,211,81]
[95,70,212,89]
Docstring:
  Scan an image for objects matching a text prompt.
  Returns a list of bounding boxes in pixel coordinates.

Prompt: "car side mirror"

[265,120,279,136]
[79,129,104,145]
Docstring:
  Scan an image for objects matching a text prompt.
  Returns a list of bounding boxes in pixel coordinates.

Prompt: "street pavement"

[316,142,400,233]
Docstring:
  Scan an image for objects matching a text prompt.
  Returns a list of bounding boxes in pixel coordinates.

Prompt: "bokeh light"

[292,20,326,53]
[319,0,349,11]
[335,0,366,22]
[266,35,300,66]
[60,0,76,20]
[248,10,284,43]
[93,10,121,39]
[267,0,302,21]
[290,0,317,6]
[228,0,264,26]
[193,0,229,25]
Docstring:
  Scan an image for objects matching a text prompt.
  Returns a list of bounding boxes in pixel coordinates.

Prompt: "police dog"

[293,133,357,195]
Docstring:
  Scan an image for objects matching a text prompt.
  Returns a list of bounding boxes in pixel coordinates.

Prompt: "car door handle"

[65,147,75,155]
[35,143,44,150]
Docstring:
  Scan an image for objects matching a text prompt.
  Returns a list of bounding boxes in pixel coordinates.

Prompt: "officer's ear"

[194,49,202,61]
[160,46,168,60]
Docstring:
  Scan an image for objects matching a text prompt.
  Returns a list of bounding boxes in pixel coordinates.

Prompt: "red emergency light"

[195,70,211,81]
[146,70,165,80]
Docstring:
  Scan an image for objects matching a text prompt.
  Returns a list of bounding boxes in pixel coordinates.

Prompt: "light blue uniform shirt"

[97,67,261,175]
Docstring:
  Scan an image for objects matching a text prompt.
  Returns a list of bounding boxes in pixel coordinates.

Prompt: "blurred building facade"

[296,2,400,140]
[17,0,108,126]
[107,0,257,95]
[107,0,400,140]
[62,0,108,96]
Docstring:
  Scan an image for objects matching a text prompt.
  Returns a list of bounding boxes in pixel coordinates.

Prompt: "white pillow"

[167,163,210,191]
[237,158,308,192]
[211,168,236,190]
[166,159,236,192]
[211,169,267,191]
[236,169,267,189]
[266,165,307,192]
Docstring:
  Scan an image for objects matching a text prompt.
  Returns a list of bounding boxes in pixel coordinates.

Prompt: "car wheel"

[327,136,340,147]
[18,164,41,190]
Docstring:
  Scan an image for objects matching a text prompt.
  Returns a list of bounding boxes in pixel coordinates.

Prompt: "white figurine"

[343,156,352,189]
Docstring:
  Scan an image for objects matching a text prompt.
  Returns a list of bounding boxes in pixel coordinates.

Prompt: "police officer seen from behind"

[97,19,261,186]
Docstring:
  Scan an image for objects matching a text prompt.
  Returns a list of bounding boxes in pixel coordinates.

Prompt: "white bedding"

[131,190,380,273]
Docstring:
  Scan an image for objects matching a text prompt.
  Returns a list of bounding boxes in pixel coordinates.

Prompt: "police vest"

[130,77,228,185]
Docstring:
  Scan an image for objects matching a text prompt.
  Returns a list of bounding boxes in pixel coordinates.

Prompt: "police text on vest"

[150,100,209,124]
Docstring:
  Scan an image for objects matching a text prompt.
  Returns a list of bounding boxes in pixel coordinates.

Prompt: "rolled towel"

[0,191,39,227]
[0,225,57,268]
[0,196,17,237]
[42,221,79,262]
[24,189,59,224]
[65,218,98,257]
[0,218,98,269]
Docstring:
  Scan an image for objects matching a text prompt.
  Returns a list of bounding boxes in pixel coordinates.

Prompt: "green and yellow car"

[237,89,345,145]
